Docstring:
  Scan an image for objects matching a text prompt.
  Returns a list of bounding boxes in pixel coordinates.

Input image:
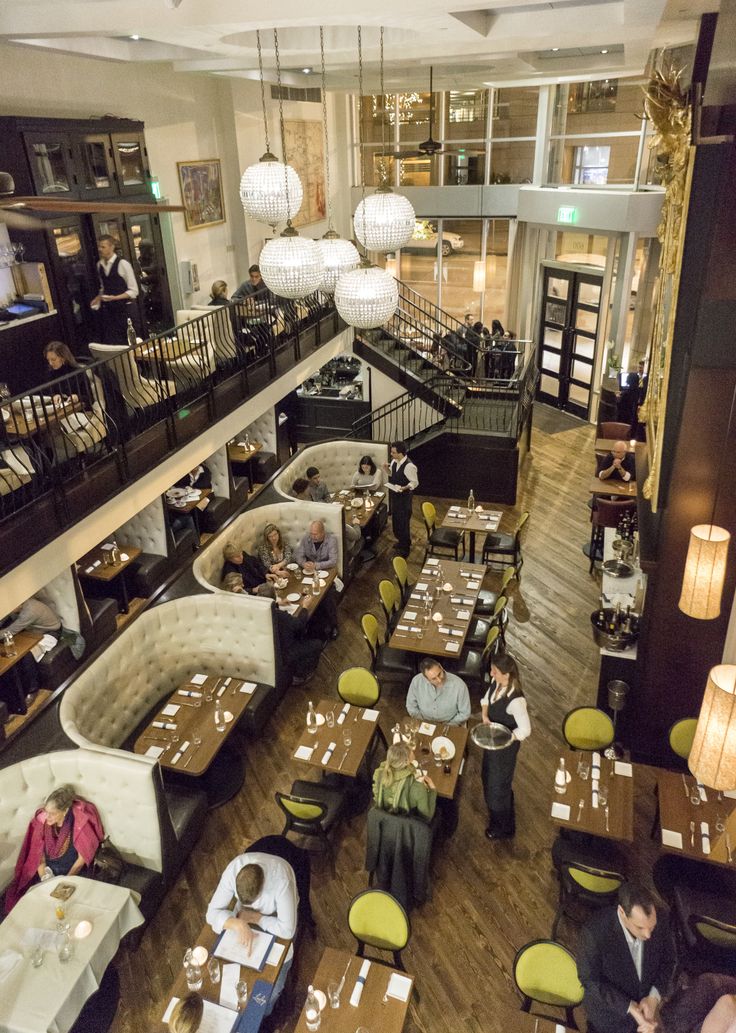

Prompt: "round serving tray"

[470,721,514,751]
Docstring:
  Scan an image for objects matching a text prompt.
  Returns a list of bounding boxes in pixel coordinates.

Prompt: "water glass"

[342,728,352,748]
[207,956,221,984]
[597,784,608,808]
[30,946,44,968]
[326,710,335,728]
[57,933,74,964]
[236,980,248,1007]
[327,981,341,1008]
[186,963,203,991]
[689,791,701,807]
[433,749,443,768]
[193,732,202,748]
[578,760,590,781]
[204,686,214,702]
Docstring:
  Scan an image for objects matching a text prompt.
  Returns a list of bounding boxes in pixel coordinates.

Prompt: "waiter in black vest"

[383,440,418,558]
[91,235,139,344]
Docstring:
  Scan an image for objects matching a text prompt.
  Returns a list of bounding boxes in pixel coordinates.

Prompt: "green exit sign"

[557,205,578,224]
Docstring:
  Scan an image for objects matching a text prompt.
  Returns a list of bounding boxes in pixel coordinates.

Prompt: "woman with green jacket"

[372,743,437,822]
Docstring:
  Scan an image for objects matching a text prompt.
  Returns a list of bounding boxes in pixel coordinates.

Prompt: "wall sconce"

[689,664,736,790]
[679,524,731,619]
[472,260,486,293]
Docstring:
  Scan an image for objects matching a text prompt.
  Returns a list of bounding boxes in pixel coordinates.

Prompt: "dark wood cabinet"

[110,132,150,195]
[76,133,118,199]
[22,131,77,198]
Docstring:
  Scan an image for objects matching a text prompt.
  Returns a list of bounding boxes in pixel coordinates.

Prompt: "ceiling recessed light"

[302,67,312,74]
[600,48,609,54]
[552,47,560,52]
[130,34,140,40]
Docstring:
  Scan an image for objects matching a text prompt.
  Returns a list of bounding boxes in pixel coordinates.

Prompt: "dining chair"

[360,613,416,679]
[466,594,508,649]
[684,913,736,976]
[275,782,345,872]
[445,625,500,690]
[551,860,625,940]
[392,555,412,605]
[562,707,615,752]
[347,889,410,972]
[668,718,698,762]
[482,511,529,579]
[338,667,381,708]
[474,565,515,616]
[378,579,400,641]
[512,939,583,1030]
[599,421,631,440]
[421,500,464,561]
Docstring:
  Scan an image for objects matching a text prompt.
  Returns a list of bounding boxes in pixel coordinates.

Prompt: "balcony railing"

[0,293,342,575]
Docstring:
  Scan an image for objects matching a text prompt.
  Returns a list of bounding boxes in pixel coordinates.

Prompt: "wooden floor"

[108,408,661,1033]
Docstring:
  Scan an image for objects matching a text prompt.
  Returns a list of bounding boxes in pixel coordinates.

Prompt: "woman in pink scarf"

[4,784,104,913]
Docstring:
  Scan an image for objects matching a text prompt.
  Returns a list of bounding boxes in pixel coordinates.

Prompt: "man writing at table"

[407,659,471,726]
[598,441,636,483]
[207,853,298,1016]
[578,882,675,1033]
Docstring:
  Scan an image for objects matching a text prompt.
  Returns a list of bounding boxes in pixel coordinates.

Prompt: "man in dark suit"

[578,883,675,1033]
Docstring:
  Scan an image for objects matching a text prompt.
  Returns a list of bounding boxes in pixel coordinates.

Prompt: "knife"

[338,749,349,770]
[726,831,733,864]
[337,958,351,996]
[681,773,689,798]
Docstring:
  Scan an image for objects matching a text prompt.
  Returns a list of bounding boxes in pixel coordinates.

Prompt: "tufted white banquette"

[238,410,277,455]
[0,747,164,894]
[60,595,276,750]
[193,500,345,592]
[115,496,169,558]
[36,566,82,634]
[272,440,389,501]
[206,446,232,502]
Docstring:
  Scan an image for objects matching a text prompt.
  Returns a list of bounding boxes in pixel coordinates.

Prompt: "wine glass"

[342,728,352,748]
[236,980,248,1007]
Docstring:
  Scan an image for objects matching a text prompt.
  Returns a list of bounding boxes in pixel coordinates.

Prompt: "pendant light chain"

[256,30,270,154]
[357,25,368,256]
[379,25,387,184]
[273,27,293,229]
[319,26,333,231]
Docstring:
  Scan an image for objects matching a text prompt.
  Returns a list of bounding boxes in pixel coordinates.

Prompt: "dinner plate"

[316,570,329,579]
[286,592,302,603]
[470,721,514,751]
[223,711,234,724]
[432,612,443,622]
[166,487,187,499]
[431,735,455,760]
[286,563,299,571]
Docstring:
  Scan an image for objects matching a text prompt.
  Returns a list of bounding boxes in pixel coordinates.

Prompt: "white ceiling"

[0,0,708,89]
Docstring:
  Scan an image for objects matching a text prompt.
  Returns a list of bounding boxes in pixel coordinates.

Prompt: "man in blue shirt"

[407,658,471,725]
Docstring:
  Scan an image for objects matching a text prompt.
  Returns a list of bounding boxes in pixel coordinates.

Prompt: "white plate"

[432,612,443,623]
[351,498,363,508]
[287,592,302,603]
[431,735,455,760]
[223,711,234,724]
[316,570,329,579]
[166,487,187,499]
[286,563,299,571]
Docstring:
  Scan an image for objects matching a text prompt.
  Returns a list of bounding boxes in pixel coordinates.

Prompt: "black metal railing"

[0,292,340,571]
[350,372,467,445]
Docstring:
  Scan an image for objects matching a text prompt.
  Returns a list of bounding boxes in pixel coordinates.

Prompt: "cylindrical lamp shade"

[260,235,324,299]
[678,524,731,619]
[334,266,398,329]
[353,191,415,253]
[316,235,360,294]
[689,664,736,790]
[239,157,303,226]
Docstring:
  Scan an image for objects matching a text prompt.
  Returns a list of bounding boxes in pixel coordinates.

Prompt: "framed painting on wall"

[283,120,326,228]
[177,159,226,231]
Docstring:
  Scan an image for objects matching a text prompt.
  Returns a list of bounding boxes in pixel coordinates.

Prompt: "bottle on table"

[306,701,318,735]
[126,318,137,349]
[214,700,226,733]
[305,986,321,1031]
[111,538,121,565]
[467,488,475,510]
[245,432,251,450]
[554,758,568,795]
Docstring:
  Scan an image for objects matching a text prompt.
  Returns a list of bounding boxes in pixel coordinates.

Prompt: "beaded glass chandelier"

[261,226,324,299]
[335,260,398,329]
[353,187,415,253]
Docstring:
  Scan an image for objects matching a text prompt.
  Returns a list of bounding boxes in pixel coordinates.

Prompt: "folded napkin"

[409,627,422,635]
[178,689,203,698]
[217,683,227,697]
[418,722,436,735]
[294,745,314,761]
[321,741,337,766]
[426,558,439,566]
[416,582,428,592]
[395,624,410,633]
[450,628,463,637]
[350,959,372,1007]
[145,745,165,759]
[385,972,412,1002]
[302,576,314,586]
[614,761,633,777]
[661,829,683,849]
[551,802,571,821]
[0,949,23,980]
[438,625,451,636]
[404,610,417,621]
[362,709,379,722]
[240,681,257,695]
[337,703,350,725]
[701,821,711,854]
[190,674,208,686]
[466,581,481,591]
[697,783,708,802]
[592,789,599,809]
[456,609,471,620]
[162,703,180,717]
[445,642,460,653]
[170,742,190,766]
[152,720,177,730]
[450,596,462,604]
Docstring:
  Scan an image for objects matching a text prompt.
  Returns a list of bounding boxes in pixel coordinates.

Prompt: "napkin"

[396,624,410,633]
[404,610,417,621]
[240,681,257,694]
[321,741,337,765]
[661,829,683,849]
[265,941,286,967]
[220,963,241,1011]
[145,745,165,759]
[438,625,451,635]
[302,576,314,586]
[152,720,176,730]
[217,683,227,698]
[466,581,481,590]
[385,972,412,1002]
[450,596,462,604]
[418,722,436,735]
[178,689,202,698]
[450,628,463,637]
[162,703,180,717]
[409,627,422,634]
[456,609,470,620]
[0,949,23,979]
[350,959,372,1006]
[85,566,95,574]
[701,821,711,854]
[337,703,350,725]
[294,745,314,761]
[362,709,379,722]
[416,582,428,592]
[551,802,571,820]
[592,789,599,809]
[462,597,474,606]
[222,677,232,689]
[427,558,439,565]
[614,761,633,776]
[190,674,208,686]
[445,642,460,653]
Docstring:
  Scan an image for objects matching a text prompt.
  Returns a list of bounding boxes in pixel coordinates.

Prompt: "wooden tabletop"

[293,698,379,779]
[78,543,141,581]
[165,486,213,514]
[0,630,43,676]
[328,488,387,528]
[227,441,263,463]
[595,438,636,453]
[293,946,413,1033]
[133,674,254,776]
[589,475,637,497]
[656,769,736,868]
[549,749,634,842]
[441,505,503,535]
[156,922,290,1029]
[408,720,468,800]
[276,567,336,618]
[388,559,486,658]
[3,396,80,438]
[137,337,204,361]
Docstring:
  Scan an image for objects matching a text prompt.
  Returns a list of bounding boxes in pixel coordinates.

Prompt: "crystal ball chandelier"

[334,262,399,329]
[239,153,304,226]
[260,226,325,299]
[317,231,361,294]
[353,187,415,253]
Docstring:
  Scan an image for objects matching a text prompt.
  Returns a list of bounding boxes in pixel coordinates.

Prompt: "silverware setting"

[690,820,696,848]
[682,773,689,798]
[726,831,733,864]
[338,749,350,770]
[605,806,610,833]
[577,800,585,823]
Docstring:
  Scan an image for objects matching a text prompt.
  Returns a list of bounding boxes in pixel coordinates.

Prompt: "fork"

[690,820,696,847]
[577,800,585,823]
[604,806,610,832]
[338,749,350,770]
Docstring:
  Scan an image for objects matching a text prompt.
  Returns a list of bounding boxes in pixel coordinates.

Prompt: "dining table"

[0,629,43,716]
[0,874,143,1033]
[157,921,290,1033]
[388,557,487,658]
[655,769,736,867]
[132,672,257,807]
[2,395,81,439]
[405,719,468,800]
[227,441,263,491]
[275,565,336,618]
[588,475,637,498]
[328,487,386,530]
[549,749,635,842]
[293,698,383,779]
[440,503,503,564]
[165,485,213,515]
[77,542,142,614]
[292,946,414,1033]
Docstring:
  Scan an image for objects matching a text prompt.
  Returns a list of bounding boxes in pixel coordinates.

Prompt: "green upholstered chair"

[347,889,410,971]
[562,707,615,752]
[378,578,400,641]
[552,860,625,939]
[513,939,583,1029]
[669,718,698,761]
[422,500,463,560]
[482,511,529,579]
[474,564,516,616]
[361,613,415,679]
[337,667,388,751]
[685,914,736,976]
[392,555,412,605]
[276,782,345,869]
[467,594,508,649]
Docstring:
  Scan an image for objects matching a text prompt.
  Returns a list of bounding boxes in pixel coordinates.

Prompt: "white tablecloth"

[0,875,144,1033]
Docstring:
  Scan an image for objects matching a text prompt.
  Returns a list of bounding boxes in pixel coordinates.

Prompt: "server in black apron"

[92,235,139,345]
[384,440,418,558]
[480,653,531,839]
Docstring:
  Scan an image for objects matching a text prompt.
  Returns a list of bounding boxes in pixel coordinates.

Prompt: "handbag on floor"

[92,837,126,884]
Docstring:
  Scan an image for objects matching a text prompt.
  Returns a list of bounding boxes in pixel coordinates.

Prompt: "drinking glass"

[597,784,608,808]
[193,732,202,748]
[433,748,442,768]
[236,980,248,1007]
[342,728,352,748]
[186,963,203,991]
[578,760,590,781]
[30,946,44,968]
[715,813,725,833]
[207,956,221,984]
[326,710,335,728]
[327,981,341,1008]
[57,932,74,964]
[204,686,214,702]
[689,791,701,807]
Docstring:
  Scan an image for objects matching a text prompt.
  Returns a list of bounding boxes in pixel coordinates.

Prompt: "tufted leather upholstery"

[0,747,164,893]
[239,410,277,454]
[206,447,231,501]
[60,595,276,750]
[176,309,238,366]
[116,496,168,557]
[193,501,345,590]
[35,567,81,634]
[273,440,390,501]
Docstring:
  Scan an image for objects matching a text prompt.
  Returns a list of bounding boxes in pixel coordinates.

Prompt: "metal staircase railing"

[350,372,466,445]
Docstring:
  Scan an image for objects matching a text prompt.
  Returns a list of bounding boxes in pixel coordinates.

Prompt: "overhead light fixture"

[302,67,312,74]
[552,47,560,52]
[130,34,140,40]
[600,48,609,54]
[689,665,736,790]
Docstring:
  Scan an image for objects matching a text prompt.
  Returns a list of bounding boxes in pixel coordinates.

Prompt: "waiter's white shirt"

[386,456,419,493]
[97,255,139,299]
[480,683,531,741]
